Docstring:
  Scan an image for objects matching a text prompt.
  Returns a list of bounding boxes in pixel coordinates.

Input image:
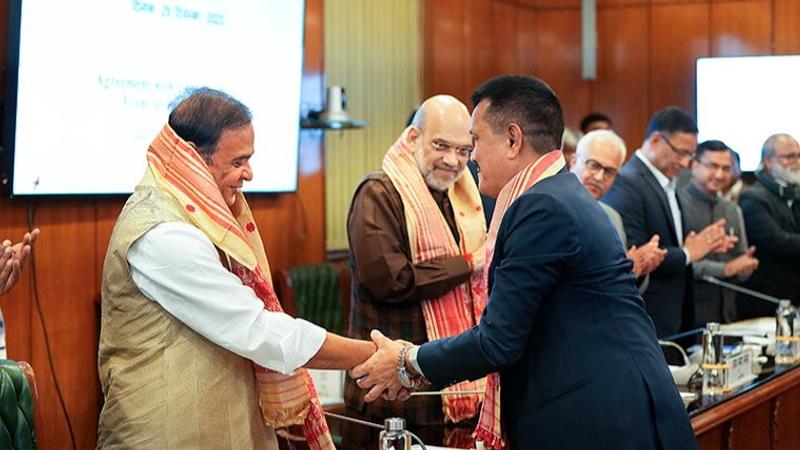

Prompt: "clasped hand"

[684,219,737,263]
[628,234,667,277]
[0,229,40,295]
[350,330,423,403]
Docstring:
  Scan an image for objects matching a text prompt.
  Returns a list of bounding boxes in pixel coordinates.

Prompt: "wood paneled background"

[423,0,800,153]
[1,0,799,448]
[0,0,326,448]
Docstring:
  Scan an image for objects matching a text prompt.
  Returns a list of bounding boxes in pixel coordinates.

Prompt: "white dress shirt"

[127,221,326,375]
[636,151,691,265]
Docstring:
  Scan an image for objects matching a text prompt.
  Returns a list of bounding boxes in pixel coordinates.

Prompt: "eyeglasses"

[432,139,473,159]
[662,135,696,160]
[583,158,619,182]
[696,159,733,174]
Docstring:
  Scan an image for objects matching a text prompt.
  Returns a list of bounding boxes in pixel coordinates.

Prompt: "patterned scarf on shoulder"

[146,124,334,450]
[382,127,489,423]
[474,150,565,449]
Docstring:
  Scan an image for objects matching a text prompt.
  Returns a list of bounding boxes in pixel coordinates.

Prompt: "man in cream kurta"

[98,88,374,449]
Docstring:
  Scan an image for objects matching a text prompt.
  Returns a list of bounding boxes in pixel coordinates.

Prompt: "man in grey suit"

[678,140,758,325]
[571,130,665,279]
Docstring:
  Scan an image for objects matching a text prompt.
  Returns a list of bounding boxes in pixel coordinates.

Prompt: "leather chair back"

[0,360,36,449]
[277,263,350,335]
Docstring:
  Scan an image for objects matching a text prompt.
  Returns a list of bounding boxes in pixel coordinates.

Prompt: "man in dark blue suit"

[603,108,733,337]
[352,76,697,450]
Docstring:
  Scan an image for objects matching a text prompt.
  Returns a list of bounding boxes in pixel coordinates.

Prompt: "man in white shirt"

[98,88,374,449]
[603,107,735,337]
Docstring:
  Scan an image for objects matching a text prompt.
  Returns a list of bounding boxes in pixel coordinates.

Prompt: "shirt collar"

[636,150,672,189]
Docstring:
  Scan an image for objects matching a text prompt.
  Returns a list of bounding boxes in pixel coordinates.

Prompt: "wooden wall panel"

[535,8,590,131]
[0,1,326,448]
[424,0,792,156]
[650,3,710,116]
[774,0,800,54]
[535,0,581,7]
[598,0,647,6]
[491,1,521,75]
[710,1,772,56]
[463,0,495,103]
[0,199,33,361]
[594,6,648,150]
[423,0,466,102]
[29,200,101,448]
[516,7,538,77]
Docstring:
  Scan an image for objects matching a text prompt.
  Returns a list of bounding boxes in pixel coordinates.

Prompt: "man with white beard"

[342,95,487,449]
[738,133,800,318]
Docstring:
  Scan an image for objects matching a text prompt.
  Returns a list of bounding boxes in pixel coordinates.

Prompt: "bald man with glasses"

[603,107,735,337]
[343,95,486,449]
[571,130,666,286]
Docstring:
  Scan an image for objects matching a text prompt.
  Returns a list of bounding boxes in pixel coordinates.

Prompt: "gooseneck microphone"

[701,275,785,305]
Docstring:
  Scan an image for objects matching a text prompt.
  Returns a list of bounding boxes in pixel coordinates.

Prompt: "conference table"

[668,317,800,450]
[690,362,800,450]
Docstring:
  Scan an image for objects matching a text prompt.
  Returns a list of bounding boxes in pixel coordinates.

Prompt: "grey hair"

[761,133,798,162]
[576,129,627,162]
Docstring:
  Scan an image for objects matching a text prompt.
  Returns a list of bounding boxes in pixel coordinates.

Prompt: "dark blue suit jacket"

[603,155,694,337]
[418,172,697,450]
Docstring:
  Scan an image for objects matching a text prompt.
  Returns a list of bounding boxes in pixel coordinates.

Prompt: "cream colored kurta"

[97,180,278,450]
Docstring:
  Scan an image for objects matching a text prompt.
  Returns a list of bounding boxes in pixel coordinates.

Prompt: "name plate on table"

[725,350,756,390]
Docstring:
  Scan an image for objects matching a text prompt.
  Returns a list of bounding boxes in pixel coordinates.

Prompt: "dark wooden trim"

[691,367,800,434]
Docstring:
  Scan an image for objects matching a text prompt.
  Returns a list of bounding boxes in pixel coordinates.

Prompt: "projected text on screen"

[8,0,305,195]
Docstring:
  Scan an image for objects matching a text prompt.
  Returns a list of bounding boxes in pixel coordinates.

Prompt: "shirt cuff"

[278,318,327,374]
[683,248,692,266]
[408,345,425,378]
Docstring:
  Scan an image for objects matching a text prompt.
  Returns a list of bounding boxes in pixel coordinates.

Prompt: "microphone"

[701,275,786,305]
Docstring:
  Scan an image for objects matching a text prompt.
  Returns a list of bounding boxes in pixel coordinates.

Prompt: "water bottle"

[775,300,799,365]
[701,322,727,397]
[379,418,411,450]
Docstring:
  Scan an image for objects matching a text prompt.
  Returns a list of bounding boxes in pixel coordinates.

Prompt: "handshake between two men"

[351,330,429,403]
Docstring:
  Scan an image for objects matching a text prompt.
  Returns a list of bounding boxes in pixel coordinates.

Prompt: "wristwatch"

[397,345,425,389]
